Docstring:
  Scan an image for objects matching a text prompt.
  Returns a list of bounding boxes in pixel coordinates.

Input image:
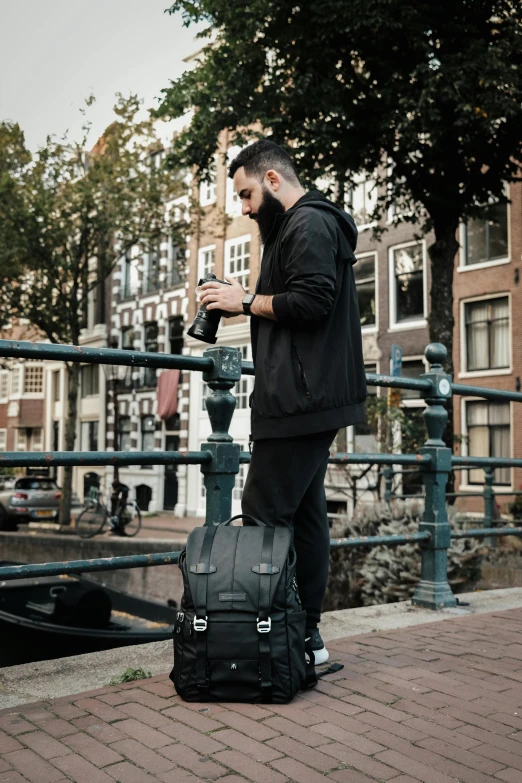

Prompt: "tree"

[158,0,522,453]
[0,95,187,524]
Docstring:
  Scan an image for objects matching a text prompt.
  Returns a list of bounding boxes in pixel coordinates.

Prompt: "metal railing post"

[412,343,457,609]
[201,346,242,526]
[483,467,495,547]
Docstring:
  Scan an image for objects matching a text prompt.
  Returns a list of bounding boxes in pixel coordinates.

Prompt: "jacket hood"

[287,189,358,254]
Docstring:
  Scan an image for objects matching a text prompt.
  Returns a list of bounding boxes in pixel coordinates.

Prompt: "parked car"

[0,476,63,530]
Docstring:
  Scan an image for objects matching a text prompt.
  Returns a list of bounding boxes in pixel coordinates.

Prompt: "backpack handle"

[219,514,266,527]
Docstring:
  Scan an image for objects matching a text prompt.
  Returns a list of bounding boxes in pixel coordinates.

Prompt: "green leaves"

[109,667,152,686]
[158,0,522,230]
[0,95,187,343]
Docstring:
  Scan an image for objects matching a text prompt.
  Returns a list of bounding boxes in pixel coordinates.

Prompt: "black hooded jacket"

[250,189,367,440]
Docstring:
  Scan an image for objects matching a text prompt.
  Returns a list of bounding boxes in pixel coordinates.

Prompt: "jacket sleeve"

[271,213,337,326]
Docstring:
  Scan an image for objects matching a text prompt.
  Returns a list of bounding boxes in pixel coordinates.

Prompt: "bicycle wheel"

[120,501,142,537]
[76,501,108,539]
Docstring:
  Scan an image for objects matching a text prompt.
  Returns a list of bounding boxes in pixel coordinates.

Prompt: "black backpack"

[171,514,308,703]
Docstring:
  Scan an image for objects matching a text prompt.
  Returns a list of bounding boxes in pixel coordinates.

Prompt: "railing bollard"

[411,343,457,609]
[201,346,242,526]
[483,467,495,547]
[383,466,393,504]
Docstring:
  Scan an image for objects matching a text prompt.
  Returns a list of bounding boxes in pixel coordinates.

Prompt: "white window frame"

[347,360,380,454]
[388,240,428,332]
[345,173,378,232]
[199,159,217,207]
[234,345,254,410]
[0,371,8,401]
[16,428,27,452]
[459,397,513,492]
[354,251,378,334]
[197,245,216,282]
[457,190,510,273]
[394,355,429,409]
[10,366,22,398]
[22,363,44,397]
[31,427,43,451]
[0,429,6,451]
[224,235,251,291]
[225,145,243,216]
[459,292,512,379]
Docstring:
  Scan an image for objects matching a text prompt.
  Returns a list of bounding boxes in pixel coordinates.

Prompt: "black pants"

[241,429,337,631]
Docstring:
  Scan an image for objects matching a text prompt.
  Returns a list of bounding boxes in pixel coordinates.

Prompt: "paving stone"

[110,719,172,749]
[19,731,72,760]
[105,761,158,782]
[212,750,287,783]
[109,739,175,775]
[52,753,116,783]
[62,732,124,767]
[159,744,227,780]
[2,749,65,783]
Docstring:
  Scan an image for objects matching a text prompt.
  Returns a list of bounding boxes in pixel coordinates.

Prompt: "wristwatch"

[242,293,256,315]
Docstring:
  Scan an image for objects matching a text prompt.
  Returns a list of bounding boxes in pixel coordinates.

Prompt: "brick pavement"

[4,608,522,782]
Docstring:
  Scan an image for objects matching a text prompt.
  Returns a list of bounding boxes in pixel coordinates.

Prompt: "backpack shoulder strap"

[257,525,275,693]
[194,524,218,691]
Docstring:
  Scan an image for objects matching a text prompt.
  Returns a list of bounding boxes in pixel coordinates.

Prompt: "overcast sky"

[0,0,203,150]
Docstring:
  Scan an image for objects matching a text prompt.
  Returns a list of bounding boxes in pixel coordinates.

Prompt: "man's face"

[233,167,285,244]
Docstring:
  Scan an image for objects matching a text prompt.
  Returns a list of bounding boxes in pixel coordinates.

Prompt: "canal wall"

[0,532,185,605]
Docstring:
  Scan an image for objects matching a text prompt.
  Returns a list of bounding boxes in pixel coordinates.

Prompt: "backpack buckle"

[193,616,208,632]
[257,617,271,633]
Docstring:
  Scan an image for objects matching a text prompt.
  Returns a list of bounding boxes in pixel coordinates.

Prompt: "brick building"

[0,326,45,465]
[452,183,521,514]
[107,177,190,513]
[182,132,259,517]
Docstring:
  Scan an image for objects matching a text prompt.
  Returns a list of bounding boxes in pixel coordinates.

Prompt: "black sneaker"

[305,627,329,666]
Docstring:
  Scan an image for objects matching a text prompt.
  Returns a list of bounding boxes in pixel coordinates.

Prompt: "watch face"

[243,294,255,305]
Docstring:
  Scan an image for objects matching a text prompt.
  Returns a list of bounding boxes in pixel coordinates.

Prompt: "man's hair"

[228,139,300,185]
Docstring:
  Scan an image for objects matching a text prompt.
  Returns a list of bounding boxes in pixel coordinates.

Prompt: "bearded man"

[199,139,366,665]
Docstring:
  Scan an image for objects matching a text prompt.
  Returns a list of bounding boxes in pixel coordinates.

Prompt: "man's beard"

[250,186,286,244]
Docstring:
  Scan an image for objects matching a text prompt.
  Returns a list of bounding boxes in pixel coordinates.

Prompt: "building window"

[31,428,43,451]
[466,401,510,485]
[81,421,99,452]
[226,145,243,215]
[232,444,249,501]
[199,166,217,206]
[197,246,215,282]
[23,365,44,394]
[141,415,155,452]
[234,345,254,409]
[400,359,427,401]
[11,367,21,396]
[121,327,134,350]
[464,297,509,372]
[119,417,132,451]
[168,242,184,287]
[143,322,158,387]
[16,429,27,452]
[354,254,376,328]
[346,176,377,228]
[52,371,61,402]
[354,363,378,453]
[225,236,250,290]
[144,246,161,293]
[0,372,7,400]
[169,317,184,356]
[0,429,6,451]
[390,242,425,326]
[464,203,508,266]
[81,365,99,397]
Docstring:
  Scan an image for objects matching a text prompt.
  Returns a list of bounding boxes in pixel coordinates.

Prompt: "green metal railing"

[1,339,521,611]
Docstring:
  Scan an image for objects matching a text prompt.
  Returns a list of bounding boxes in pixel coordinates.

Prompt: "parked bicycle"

[76,482,142,538]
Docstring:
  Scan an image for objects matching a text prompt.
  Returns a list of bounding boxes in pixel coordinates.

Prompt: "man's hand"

[199,276,245,317]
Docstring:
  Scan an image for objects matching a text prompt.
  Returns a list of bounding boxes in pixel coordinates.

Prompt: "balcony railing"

[0,339,521,610]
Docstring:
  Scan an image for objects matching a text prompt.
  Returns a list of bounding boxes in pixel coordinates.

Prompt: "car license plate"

[35,510,54,517]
